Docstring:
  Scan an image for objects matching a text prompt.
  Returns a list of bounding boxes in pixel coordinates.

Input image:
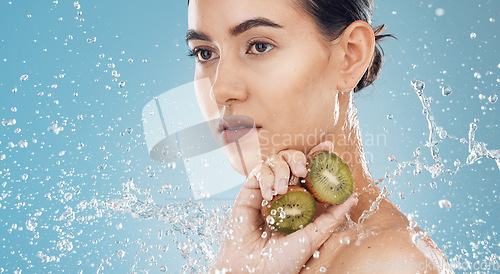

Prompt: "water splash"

[388,80,499,178]
[110,191,230,272]
[356,80,500,229]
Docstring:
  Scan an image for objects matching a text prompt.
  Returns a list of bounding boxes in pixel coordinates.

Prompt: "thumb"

[287,193,359,257]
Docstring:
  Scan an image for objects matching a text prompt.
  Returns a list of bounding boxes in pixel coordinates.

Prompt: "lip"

[217,115,261,144]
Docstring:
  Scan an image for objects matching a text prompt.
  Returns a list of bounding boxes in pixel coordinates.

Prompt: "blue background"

[0,0,498,272]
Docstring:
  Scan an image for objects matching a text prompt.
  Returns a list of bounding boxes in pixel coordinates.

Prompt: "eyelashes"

[188,40,274,63]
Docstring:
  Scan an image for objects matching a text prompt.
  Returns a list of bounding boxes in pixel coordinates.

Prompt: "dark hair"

[187,0,394,92]
[293,0,395,92]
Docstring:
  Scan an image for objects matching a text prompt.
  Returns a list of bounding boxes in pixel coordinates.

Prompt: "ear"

[335,21,375,92]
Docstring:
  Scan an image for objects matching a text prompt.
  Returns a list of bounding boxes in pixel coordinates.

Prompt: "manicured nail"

[295,162,307,176]
[279,178,288,191]
[265,189,273,201]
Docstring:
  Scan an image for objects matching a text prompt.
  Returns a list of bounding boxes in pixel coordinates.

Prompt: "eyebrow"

[185,17,283,44]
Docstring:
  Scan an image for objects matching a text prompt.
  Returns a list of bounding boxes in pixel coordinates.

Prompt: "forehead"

[187,0,304,32]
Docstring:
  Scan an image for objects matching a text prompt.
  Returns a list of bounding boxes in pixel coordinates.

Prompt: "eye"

[247,42,274,54]
[188,48,219,63]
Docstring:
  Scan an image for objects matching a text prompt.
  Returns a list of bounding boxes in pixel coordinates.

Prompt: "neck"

[322,91,373,187]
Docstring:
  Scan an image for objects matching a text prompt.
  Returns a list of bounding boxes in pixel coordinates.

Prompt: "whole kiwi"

[305,151,355,204]
[261,186,316,235]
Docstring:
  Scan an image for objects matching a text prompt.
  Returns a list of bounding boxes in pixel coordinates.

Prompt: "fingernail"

[295,162,307,176]
[279,178,288,191]
[265,189,273,201]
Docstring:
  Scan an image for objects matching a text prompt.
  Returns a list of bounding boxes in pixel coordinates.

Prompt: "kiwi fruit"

[261,186,316,235]
[305,151,355,204]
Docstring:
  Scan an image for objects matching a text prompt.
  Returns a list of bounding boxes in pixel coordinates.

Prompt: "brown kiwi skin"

[304,150,355,204]
[261,186,314,234]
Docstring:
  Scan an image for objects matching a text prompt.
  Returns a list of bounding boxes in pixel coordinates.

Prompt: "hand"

[212,141,359,273]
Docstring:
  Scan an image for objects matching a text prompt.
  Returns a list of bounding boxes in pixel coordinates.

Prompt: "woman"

[186,0,452,272]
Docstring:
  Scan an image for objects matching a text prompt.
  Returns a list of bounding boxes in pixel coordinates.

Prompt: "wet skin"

[187,0,452,272]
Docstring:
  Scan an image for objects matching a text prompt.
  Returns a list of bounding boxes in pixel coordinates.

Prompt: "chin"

[222,139,262,177]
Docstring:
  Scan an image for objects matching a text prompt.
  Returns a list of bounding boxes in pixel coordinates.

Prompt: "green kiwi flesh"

[266,190,316,235]
[307,151,355,204]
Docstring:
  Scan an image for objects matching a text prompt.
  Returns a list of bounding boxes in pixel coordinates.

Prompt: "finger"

[266,156,290,195]
[307,141,335,158]
[278,150,307,178]
[287,193,358,258]
[258,163,275,201]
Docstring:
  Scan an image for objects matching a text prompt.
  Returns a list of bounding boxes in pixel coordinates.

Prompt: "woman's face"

[188,0,345,175]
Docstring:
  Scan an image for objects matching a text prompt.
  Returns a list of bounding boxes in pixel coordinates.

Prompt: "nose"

[210,55,248,108]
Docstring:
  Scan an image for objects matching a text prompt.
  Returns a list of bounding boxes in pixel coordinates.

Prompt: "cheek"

[194,77,219,121]
[253,49,334,127]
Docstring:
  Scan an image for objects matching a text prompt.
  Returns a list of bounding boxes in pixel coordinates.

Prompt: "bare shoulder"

[332,226,453,273]
[302,195,454,273]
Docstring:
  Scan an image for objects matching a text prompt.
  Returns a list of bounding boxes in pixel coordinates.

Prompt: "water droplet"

[2,119,16,126]
[399,191,404,199]
[319,267,327,272]
[438,199,451,209]
[488,94,498,103]
[411,80,425,94]
[126,127,133,134]
[11,107,17,112]
[387,114,393,120]
[435,8,445,16]
[437,128,447,139]
[159,266,167,272]
[441,85,452,96]
[26,219,37,231]
[12,87,18,93]
[261,231,267,238]
[117,250,125,258]
[112,70,120,77]
[128,58,134,63]
[261,200,268,207]
[490,18,496,23]
[118,81,125,88]
[313,250,320,258]
[430,181,437,189]
[167,162,176,169]
[474,72,481,79]
[20,74,29,81]
[22,174,28,180]
[100,146,105,151]
[19,140,28,148]
[266,215,275,225]
[470,32,477,39]
[411,233,421,244]
[461,248,469,256]
[87,37,96,43]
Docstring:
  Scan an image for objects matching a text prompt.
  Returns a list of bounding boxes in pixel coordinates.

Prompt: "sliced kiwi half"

[261,186,316,235]
[305,151,355,204]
